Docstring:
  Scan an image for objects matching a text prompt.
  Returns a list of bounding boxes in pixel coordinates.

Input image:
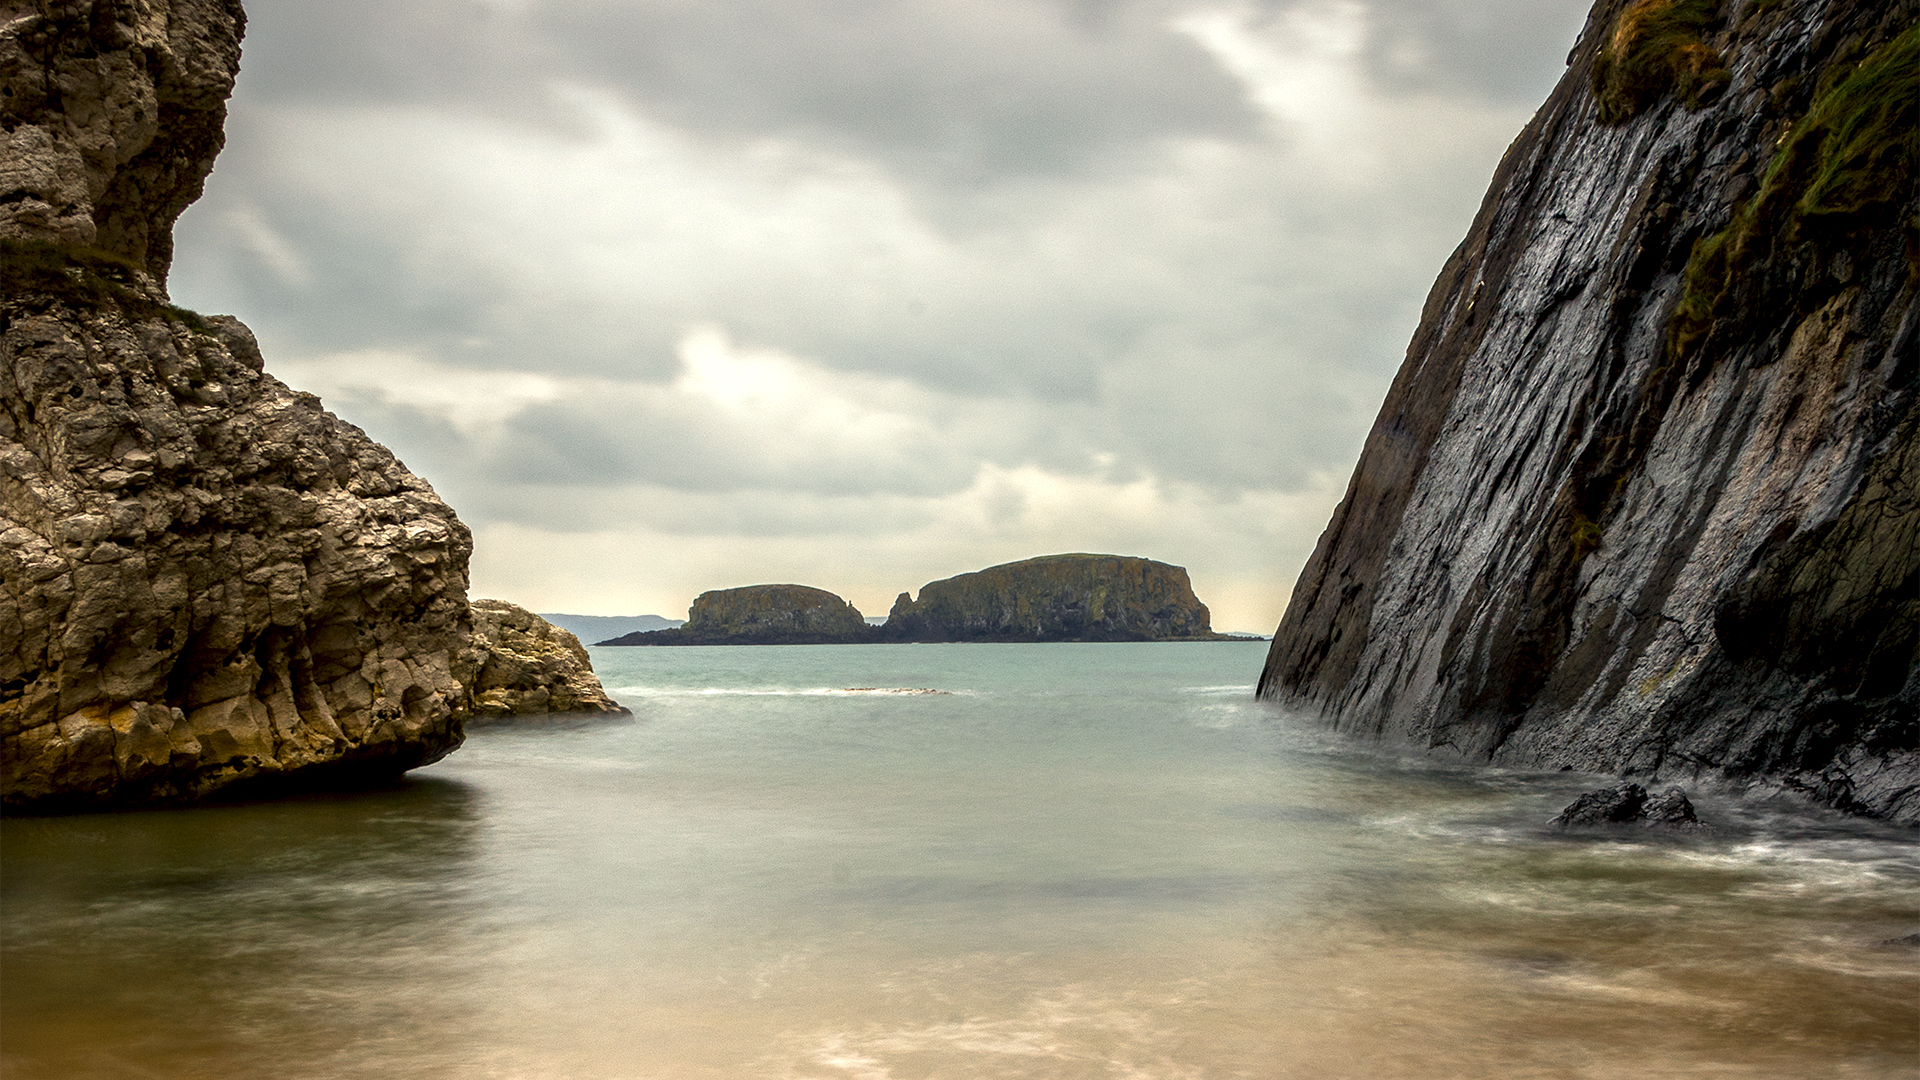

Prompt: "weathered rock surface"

[884,554,1225,642]
[1551,783,1708,830]
[1261,0,1918,822]
[0,0,244,286]
[602,584,873,645]
[468,600,628,719]
[1,0,476,810]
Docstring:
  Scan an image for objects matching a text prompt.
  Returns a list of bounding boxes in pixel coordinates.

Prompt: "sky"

[168,0,1593,633]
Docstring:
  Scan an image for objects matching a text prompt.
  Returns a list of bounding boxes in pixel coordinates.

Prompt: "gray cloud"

[171,0,1592,629]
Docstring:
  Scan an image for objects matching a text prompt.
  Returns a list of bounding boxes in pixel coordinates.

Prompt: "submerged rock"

[0,0,489,808]
[883,554,1226,642]
[468,601,629,719]
[1551,783,1707,831]
[1259,0,1918,822]
[601,584,873,645]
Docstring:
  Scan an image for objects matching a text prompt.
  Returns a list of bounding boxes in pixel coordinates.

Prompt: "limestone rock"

[1259,0,1918,822]
[468,600,629,719]
[602,584,872,645]
[0,0,245,287]
[1,0,474,810]
[883,554,1224,642]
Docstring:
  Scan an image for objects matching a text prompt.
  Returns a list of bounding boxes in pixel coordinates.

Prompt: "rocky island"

[0,0,622,810]
[1260,0,1917,822]
[600,584,874,645]
[882,554,1227,643]
[598,555,1231,645]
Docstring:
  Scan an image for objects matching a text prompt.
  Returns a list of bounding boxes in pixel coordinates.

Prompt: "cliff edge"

[1260,0,1917,822]
[1,1,475,809]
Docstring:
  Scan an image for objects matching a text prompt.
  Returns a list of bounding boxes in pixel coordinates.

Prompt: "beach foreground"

[5,642,1912,1079]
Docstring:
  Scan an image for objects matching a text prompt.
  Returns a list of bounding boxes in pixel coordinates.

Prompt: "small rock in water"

[1551,782,1647,826]
[1551,783,1709,831]
[1641,787,1706,829]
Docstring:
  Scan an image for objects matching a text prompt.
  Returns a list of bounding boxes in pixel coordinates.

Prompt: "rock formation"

[1550,783,1708,830]
[883,554,1225,642]
[468,600,629,720]
[1260,0,1917,821]
[601,584,874,645]
[1,1,476,809]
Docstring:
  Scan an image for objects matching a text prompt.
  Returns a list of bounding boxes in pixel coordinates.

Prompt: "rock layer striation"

[1261,0,1918,821]
[1,0,478,809]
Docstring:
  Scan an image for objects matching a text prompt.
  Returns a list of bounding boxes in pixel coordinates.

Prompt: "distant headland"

[598,554,1246,645]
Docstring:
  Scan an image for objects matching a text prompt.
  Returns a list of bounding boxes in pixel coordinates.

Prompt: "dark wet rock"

[1552,783,1708,831]
[1552,783,1651,827]
[1259,0,1919,823]
[1641,786,1704,828]
[468,601,628,719]
[601,584,875,646]
[882,553,1227,642]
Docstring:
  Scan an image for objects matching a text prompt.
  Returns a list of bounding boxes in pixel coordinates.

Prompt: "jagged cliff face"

[1,0,475,809]
[0,0,242,284]
[1261,0,1917,821]
[886,554,1218,642]
[468,600,629,719]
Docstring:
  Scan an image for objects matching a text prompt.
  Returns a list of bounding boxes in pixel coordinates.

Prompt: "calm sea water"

[3,642,1915,1079]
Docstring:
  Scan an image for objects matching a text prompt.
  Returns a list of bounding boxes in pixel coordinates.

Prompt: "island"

[598,554,1235,646]
[598,585,874,645]
[881,554,1230,642]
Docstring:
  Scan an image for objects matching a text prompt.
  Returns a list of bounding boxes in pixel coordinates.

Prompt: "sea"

[3,642,1915,1079]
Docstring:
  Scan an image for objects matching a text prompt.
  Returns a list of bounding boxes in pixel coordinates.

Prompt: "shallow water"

[4,642,1914,1078]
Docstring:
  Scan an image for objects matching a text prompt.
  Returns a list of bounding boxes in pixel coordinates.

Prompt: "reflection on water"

[2,780,487,1080]
[3,643,1915,1079]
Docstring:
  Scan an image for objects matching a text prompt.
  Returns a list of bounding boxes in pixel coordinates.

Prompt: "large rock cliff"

[0,0,476,809]
[1260,0,1918,821]
[885,554,1223,642]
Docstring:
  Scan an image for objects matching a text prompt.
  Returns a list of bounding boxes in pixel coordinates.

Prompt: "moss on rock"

[1671,24,1919,365]
[1592,0,1730,125]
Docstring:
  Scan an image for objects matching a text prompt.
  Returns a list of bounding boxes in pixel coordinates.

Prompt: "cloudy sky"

[169,0,1591,632]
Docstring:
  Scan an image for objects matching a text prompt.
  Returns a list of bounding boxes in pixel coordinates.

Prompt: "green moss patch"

[1790,25,1920,223]
[0,238,209,331]
[1670,25,1920,362]
[1592,0,1730,125]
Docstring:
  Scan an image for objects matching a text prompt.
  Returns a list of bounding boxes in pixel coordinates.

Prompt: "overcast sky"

[169,0,1591,632]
